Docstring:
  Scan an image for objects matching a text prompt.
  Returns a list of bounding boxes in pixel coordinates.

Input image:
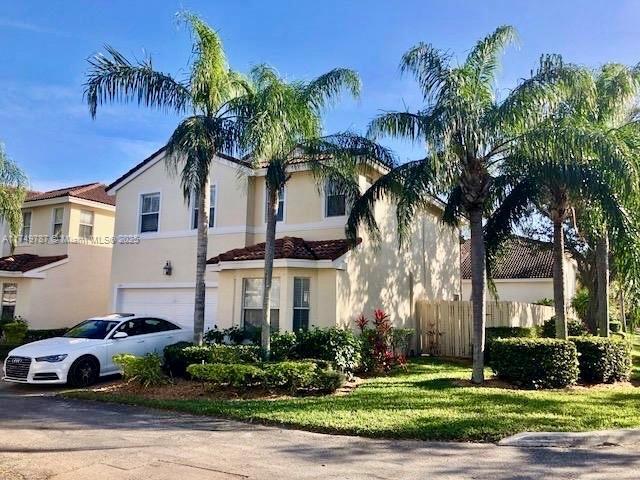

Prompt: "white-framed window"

[324,180,346,217]
[293,277,310,331]
[264,185,285,223]
[140,193,160,233]
[1,282,17,320]
[20,211,31,242]
[242,277,280,334]
[192,185,216,229]
[52,207,64,238]
[78,210,94,238]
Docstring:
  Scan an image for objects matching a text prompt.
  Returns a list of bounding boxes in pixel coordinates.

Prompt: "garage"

[115,286,218,331]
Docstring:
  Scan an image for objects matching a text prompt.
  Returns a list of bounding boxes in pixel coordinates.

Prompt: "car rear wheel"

[68,356,99,387]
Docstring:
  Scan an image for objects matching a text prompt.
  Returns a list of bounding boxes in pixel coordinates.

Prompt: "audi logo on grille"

[8,357,25,364]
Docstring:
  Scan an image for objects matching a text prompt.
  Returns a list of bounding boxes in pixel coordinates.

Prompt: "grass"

[66,353,640,443]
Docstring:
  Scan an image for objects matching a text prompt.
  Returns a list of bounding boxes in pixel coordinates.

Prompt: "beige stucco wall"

[5,198,115,329]
[216,266,338,330]
[461,258,579,304]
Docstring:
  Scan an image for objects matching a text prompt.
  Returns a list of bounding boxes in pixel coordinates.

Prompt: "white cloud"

[0,18,70,36]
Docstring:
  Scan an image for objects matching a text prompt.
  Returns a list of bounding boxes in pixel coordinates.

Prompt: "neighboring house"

[107,148,461,334]
[0,183,116,329]
[460,237,578,304]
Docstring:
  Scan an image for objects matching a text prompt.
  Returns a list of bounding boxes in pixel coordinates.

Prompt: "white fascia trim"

[461,277,552,284]
[108,152,251,194]
[208,258,342,272]
[114,281,219,289]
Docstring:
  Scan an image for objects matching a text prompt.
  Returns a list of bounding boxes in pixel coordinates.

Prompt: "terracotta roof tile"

[26,183,115,206]
[207,237,361,264]
[0,254,68,273]
[461,237,554,279]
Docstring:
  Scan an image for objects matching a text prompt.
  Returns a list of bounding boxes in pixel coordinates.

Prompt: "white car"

[3,314,192,387]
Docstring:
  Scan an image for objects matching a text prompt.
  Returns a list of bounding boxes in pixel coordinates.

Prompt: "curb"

[498,429,640,448]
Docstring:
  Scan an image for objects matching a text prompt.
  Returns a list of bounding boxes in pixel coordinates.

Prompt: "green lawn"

[67,353,640,442]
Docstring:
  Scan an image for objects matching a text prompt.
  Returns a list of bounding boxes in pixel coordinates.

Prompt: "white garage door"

[116,287,218,331]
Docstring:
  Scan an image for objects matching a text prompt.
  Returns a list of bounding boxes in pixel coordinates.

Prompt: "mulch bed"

[88,376,363,401]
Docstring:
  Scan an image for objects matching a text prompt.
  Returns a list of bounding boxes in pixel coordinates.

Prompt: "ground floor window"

[242,278,280,336]
[1,283,17,320]
[293,277,310,331]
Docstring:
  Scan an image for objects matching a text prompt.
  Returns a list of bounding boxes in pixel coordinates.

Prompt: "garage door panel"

[117,287,217,331]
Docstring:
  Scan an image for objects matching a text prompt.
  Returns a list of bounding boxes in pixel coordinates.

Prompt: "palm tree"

[0,143,28,249]
[486,63,640,338]
[85,13,248,344]
[232,65,393,358]
[347,27,569,383]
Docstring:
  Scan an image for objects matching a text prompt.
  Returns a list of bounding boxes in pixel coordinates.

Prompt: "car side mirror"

[112,331,128,339]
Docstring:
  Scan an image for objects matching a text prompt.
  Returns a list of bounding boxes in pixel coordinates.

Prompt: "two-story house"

[107,148,461,334]
[0,183,115,329]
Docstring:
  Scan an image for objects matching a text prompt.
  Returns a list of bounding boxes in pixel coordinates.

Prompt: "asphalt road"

[1,380,639,479]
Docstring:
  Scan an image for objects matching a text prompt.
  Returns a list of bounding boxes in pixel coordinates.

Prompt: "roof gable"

[26,183,115,206]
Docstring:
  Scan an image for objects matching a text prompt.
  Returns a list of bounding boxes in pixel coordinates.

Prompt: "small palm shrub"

[489,338,579,389]
[113,353,166,387]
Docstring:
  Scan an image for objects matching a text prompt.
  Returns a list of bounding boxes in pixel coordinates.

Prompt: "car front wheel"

[67,356,99,387]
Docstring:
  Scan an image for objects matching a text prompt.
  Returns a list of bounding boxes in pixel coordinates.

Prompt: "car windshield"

[63,320,121,339]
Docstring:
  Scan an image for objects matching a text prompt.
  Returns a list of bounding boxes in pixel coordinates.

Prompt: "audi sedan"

[3,314,192,387]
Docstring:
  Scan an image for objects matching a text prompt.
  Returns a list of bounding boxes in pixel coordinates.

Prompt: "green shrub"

[313,368,345,393]
[571,288,590,322]
[187,363,264,388]
[489,338,579,389]
[272,327,362,375]
[2,322,28,344]
[541,317,588,338]
[270,331,298,361]
[113,353,166,387]
[390,328,414,355]
[262,361,317,392]
[485,326,537,363]
[0,344,19,361]
[24,328,68,343]
[163,342,261,377]
[571,336,632,384]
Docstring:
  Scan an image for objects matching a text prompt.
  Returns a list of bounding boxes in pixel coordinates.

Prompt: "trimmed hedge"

[489,338,579,389]
[113,353,166,387]
[25,329,68,343]
[541,317,588,338]
[2,322,28,344]
[270,327,362,374]
[0,343,19,361]
[164,342,261,377]
[484,327,536,363]
[571,336,632,384]
[187,360,345,394]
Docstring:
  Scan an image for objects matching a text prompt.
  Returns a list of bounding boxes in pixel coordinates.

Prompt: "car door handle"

[136,340,145,344]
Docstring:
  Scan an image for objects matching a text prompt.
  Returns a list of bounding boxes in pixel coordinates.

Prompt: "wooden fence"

[415,301,554,358]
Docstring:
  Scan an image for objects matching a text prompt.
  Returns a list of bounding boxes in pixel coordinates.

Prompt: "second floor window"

[325,180,346,217]
[78,210,94,238]
[140,193,160,233]
[52,207,64,237]
[192,185,216,229]
[264,185,285,223]
[20,211,31,242]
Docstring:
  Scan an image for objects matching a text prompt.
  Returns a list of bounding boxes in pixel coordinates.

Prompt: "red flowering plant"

[355,309,412,374]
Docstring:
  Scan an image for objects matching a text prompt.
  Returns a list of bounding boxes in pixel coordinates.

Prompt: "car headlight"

[35,354,68,363]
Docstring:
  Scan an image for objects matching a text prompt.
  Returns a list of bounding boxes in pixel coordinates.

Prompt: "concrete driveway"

[1,381,639,479]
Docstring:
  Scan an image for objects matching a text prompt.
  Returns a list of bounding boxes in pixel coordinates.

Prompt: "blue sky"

[1,1,639,192]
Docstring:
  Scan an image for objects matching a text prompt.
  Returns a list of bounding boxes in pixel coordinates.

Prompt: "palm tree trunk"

[469,208,486,384]
[261,186,279,359]
[552,218,568,339]
[193,184,210,345]
[595,235,610,337]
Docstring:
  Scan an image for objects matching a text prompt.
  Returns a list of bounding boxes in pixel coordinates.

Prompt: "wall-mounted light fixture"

[163,260,173,276]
